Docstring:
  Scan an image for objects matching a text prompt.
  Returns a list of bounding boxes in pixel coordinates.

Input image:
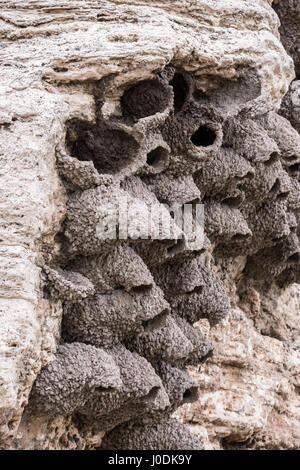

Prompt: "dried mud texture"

[0,0,299,451]
[101,419,204,450]
[273,0,300,78]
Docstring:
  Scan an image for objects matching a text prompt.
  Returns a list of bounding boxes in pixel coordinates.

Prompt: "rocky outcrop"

[176,302,300,450]
[0,0,299,450]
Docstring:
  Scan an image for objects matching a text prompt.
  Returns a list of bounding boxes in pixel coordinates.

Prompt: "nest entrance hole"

[191,126,216,147]
[121,79,170,120]
[146,146,169,171]
[66,121,140,175]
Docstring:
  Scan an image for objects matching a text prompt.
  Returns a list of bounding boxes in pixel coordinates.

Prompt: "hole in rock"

[222,196,243,208]
[288,163,300,174]
[66,122,140,175]
[288,253,300,264]
[183,386,199,403]
[272,235,285,243]
[244,170,255,180]
[95,386,114,393]
[191,126,216,147]
[276,191,289,201]
[193,69,261,110]
[53,66,68,73]
[192,247,206,257]
[231,233,249,241]
[7,420,15,431]
[140,386,160,402]
[265,152,280,166]
[121,79,170,120]
[0,122,11,130]
[142,310,168,332]
[285,155,298,161]
[187,285,203,295]
[170,73,189,113]
[146,146,169,170]
[131,284,153,294]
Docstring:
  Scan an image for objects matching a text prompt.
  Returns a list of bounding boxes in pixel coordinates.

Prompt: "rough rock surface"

[0,0,299,450]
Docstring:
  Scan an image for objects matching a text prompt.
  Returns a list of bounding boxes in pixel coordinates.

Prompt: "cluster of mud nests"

[27,65,300,449]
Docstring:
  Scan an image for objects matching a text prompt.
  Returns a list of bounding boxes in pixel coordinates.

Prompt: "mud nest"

[28,65,300,450]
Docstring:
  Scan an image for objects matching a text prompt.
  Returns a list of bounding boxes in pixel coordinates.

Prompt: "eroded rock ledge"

[0,0,299,450]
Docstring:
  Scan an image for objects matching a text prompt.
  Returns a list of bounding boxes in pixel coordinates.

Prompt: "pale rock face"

[0,0,299,450]
[176,305,300,449]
